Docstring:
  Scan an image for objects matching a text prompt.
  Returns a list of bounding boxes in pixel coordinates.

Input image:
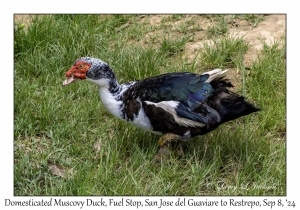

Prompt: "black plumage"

[137,73,259,136]
[64,57,260,160]
[131,72,210,102]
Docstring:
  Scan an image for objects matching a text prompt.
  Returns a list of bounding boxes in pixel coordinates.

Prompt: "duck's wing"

[133,72,213,103]
[130,71,225,126]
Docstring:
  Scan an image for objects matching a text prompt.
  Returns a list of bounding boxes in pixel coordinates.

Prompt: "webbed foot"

[153,133,191,162]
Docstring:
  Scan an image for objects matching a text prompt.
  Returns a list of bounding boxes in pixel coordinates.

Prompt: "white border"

[2,0,299,209]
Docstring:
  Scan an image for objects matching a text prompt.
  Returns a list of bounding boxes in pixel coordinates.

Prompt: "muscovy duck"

[63,57,259,160]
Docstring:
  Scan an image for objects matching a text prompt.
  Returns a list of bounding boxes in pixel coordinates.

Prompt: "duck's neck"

[107,78,122,95]
[97,78,125,120]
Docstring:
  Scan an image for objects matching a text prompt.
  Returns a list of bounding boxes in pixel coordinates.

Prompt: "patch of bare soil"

[14,14,33,26]
[137,15,285,70]
[184,15,285,66]
[229,15,286,68]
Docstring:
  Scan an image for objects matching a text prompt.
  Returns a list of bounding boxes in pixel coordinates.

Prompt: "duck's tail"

[202,68,228,83]
[208,78,260,123]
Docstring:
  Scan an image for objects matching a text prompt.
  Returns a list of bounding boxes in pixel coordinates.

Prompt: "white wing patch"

[133,108,162,135]
[145,101,206,128]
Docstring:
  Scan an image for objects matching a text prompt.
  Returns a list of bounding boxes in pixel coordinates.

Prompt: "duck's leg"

[175,141,186,158]
[154,133,191,162]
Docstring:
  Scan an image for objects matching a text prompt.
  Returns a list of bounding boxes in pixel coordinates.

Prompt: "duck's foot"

[175,142,185,158]
[154,144,171,163]
[153,133,191,163]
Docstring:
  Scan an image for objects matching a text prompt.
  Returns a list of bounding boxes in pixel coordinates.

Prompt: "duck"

[63,57,259,161]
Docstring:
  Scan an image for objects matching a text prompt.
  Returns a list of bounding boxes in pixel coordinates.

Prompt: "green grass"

[237,14,266,27]
[14,14,286,196]
[160,35,189,56]
[206,16,228,38]
[199,35,249,69]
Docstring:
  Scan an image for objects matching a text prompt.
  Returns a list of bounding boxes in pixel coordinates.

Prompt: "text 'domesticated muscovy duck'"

[63,57,259,161]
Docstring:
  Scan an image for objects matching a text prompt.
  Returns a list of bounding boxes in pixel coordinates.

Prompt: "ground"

[14,14,285,66]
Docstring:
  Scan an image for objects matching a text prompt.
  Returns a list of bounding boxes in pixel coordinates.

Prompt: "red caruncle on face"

[66,61,91,80]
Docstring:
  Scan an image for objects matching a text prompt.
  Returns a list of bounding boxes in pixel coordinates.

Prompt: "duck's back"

[118,70,259,136]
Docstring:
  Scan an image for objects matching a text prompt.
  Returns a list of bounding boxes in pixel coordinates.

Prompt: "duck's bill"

[63,74,77,86]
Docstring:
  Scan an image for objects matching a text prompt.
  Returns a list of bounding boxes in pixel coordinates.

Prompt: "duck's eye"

[78,64,84,69]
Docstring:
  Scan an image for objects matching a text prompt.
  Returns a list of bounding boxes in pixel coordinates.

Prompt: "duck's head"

[63,57,116,87]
